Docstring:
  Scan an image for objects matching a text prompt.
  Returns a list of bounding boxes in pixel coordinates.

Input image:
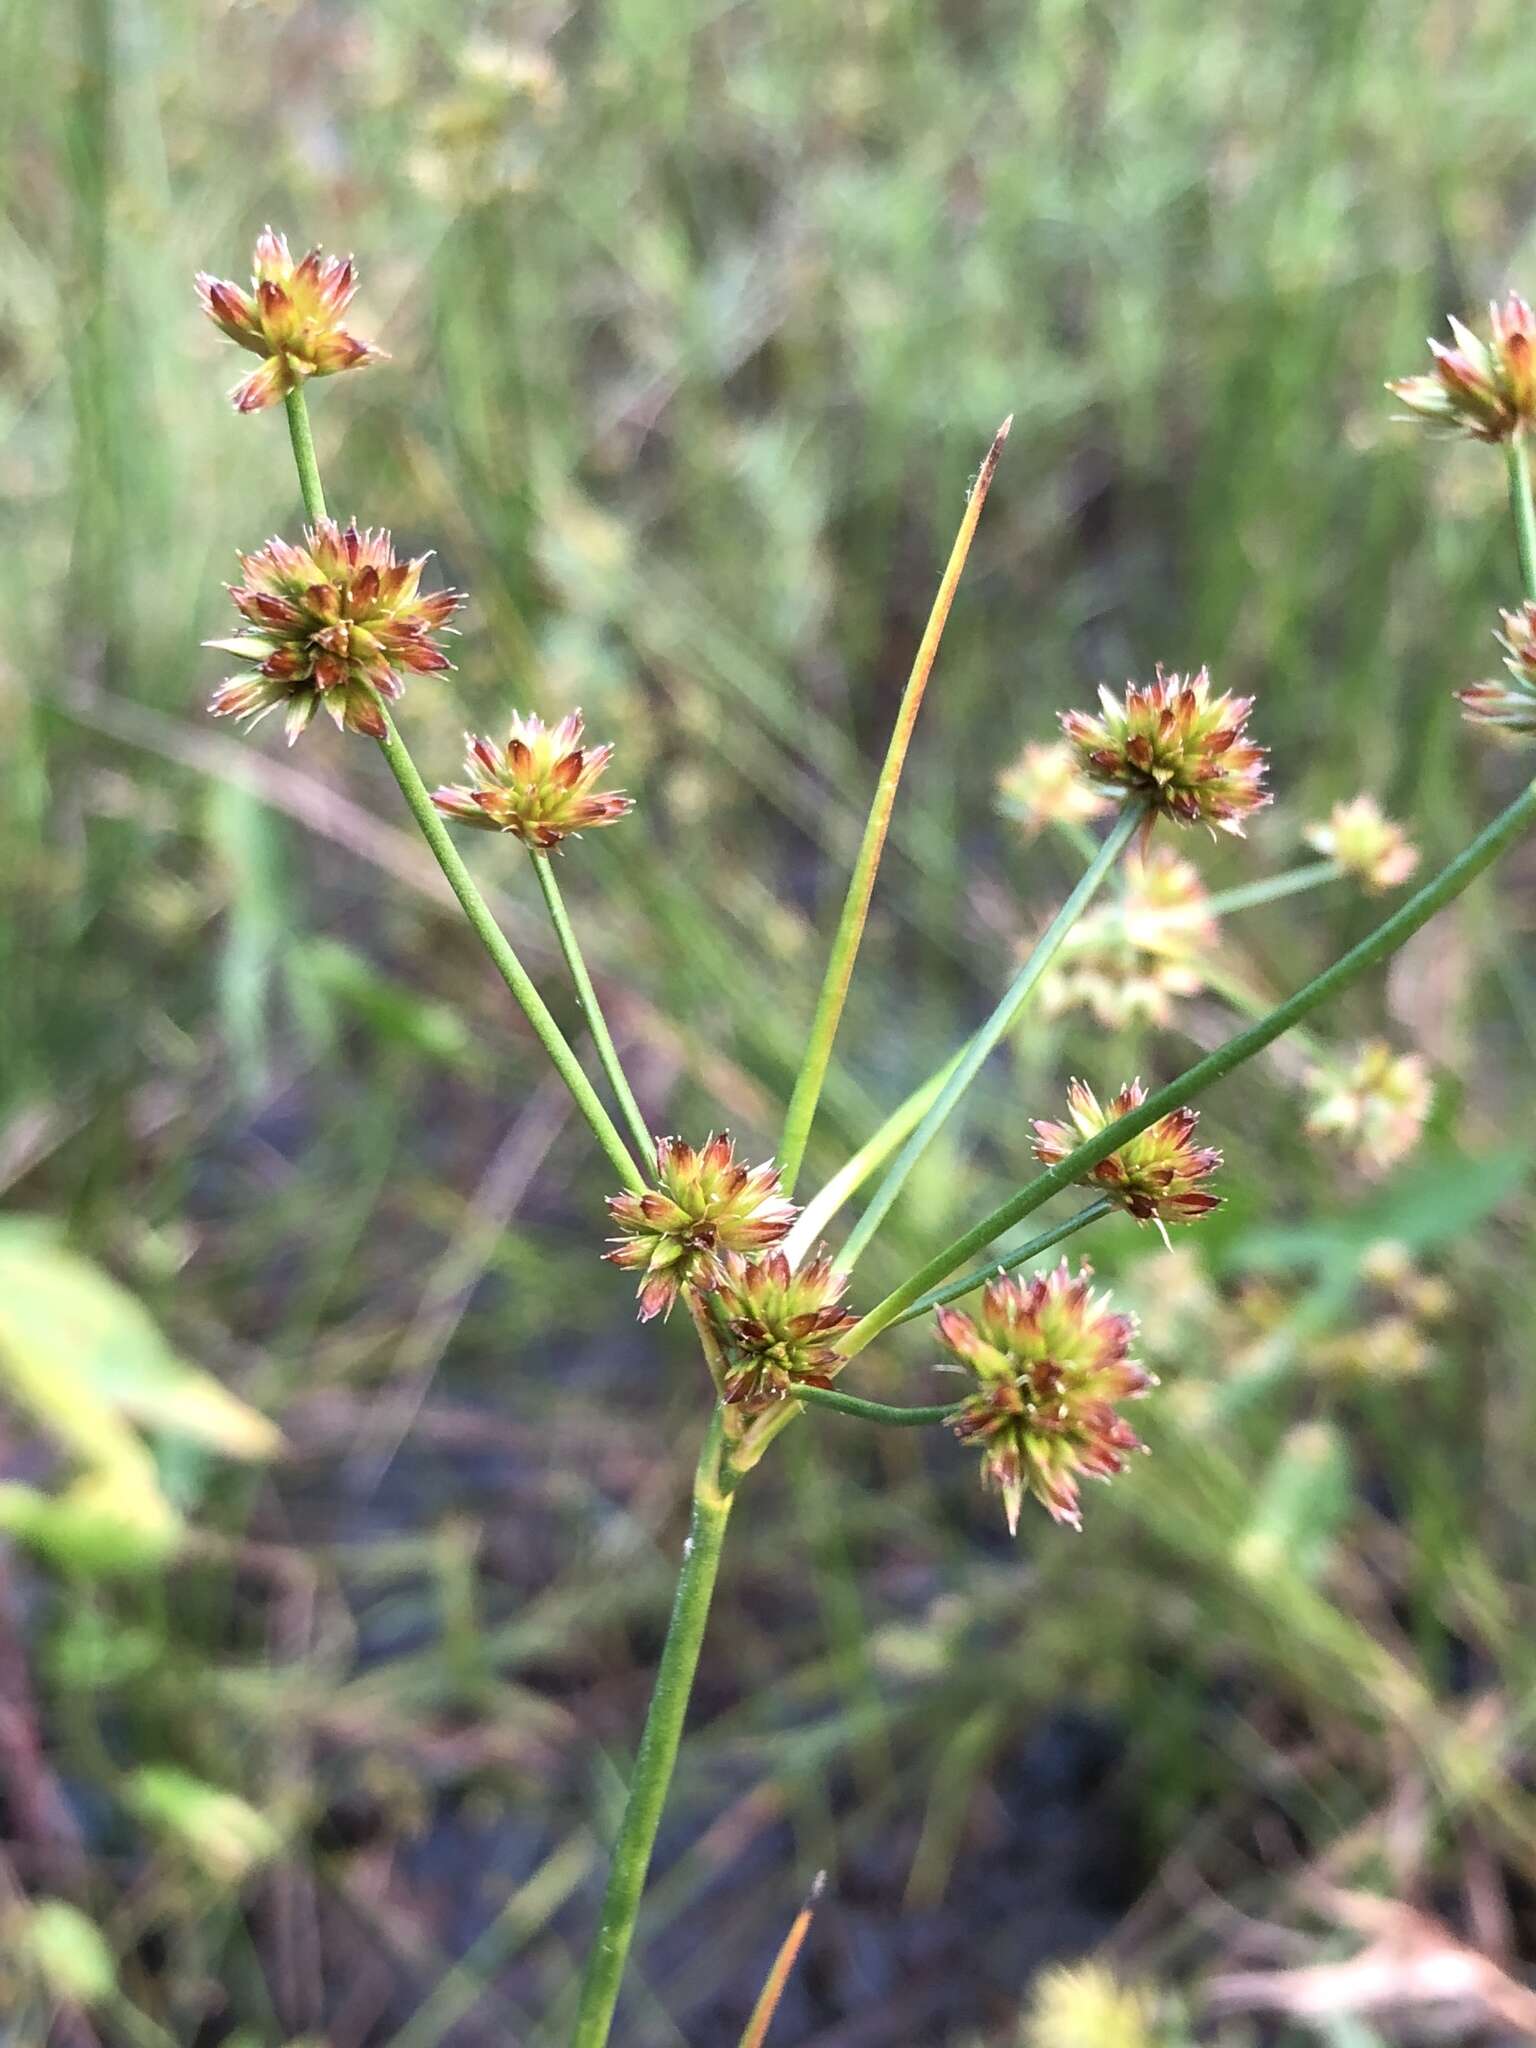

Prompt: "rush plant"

[197,235,1536,2045]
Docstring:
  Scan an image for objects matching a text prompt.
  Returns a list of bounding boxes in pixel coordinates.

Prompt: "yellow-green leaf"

[0,1220,280,1464]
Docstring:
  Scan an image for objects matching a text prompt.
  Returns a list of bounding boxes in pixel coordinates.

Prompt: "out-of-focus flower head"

[1023,1962,1158,2048]
[712,1248,855,1409]
[431,711,632,847]
[1032,1078,1222,1240]
[1303,1040,1433,1177]
[1456,601,1536,741]
[935,1260,1147,1533]
[1304,794,1420,892]
[1038,848,1218,1030]
[196,228,386,415]
[207,521,462,743]
[1061,665,1269,837]
[605,1135,797,1322]
[1357,1239,1452,1323]
[1307,1314,1434,1382]
[1386,294,1536,443]
[997,739,1111,838]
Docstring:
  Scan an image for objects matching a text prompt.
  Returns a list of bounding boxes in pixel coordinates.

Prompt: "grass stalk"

[371,713,646,1193]
[784,1048,964,1261]
[284,386,328,523]
[837,802,1142,1270]
[279,389,645,1196]
[530,850,653,1162]
[891,1197,1116,1325]
[795,1385,962,1427]
[842,774,1536,1356]
[1509,434,1536,600]
[1198,859,1341,919]
[777,417,1012,1193]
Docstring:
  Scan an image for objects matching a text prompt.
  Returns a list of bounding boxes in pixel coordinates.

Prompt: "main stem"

[279,390,645,1197]
[570,1411,737,2048]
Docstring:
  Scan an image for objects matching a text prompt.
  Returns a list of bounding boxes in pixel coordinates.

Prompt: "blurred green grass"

[4,0,1536,2041]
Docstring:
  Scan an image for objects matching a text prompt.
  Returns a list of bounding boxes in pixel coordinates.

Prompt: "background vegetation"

[4,0,1536,2040]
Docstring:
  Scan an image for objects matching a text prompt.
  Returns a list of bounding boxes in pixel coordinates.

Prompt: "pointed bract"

[605,1135,797,1321]
[197,229,386,413]
[1060,665,1269,836]
[936,1261,1148,1533]
[432,711,632,847]
[207,520,462,742]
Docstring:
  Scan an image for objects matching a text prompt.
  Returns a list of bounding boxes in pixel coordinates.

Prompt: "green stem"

[373,713,645,1194]
[284,387,328,522]
[892,1197,1115,1325]
[1198,859,1341,920]
[795,1385,961,1427]
[531,851,653,1162]
[570,1410,736,2048]
[785,1047,965,1260]
[1201,960,1325,1059]
[838,802,1142,1271]
[777,417,1012,1194]
[842,775,1536,1357]
[277,387,644,1196]
[1509,436,1536,600]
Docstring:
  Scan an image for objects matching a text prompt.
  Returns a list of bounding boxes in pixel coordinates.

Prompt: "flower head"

[712,1249,856,1409]
[605,1135,797,1321]
[432,712,632,847]
[997,740,1111,838]
[1038,847,1218,1030]
[1457,601,1536,741]
[196,228,387,414]
[1304,1040,1433,1177]
[1025,1964,1157,2048]
[1032,1078,1222,1238]
[1061,665,1269,836]
[935,1261,1147,1533]
[1304,794,1420,892]
[1386,294,1536,443]
[207,520,462,742]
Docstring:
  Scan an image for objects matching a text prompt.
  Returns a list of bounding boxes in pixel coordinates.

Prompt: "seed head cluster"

[936,1262,1148,1533]
[1457,602,1536,741]
[432,712,632,846]
[196,228,386,415]
[711,1249,856,1409]
[1304,1042,1433,1178]
[605,1135,798,1323]
[207,521,461,743]
[1387,294,1536,443]
[1038,848,1218,1030]
[1031,1078,1222,1237]
[1304,795,1420,893]
[1061,665,1269,836]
